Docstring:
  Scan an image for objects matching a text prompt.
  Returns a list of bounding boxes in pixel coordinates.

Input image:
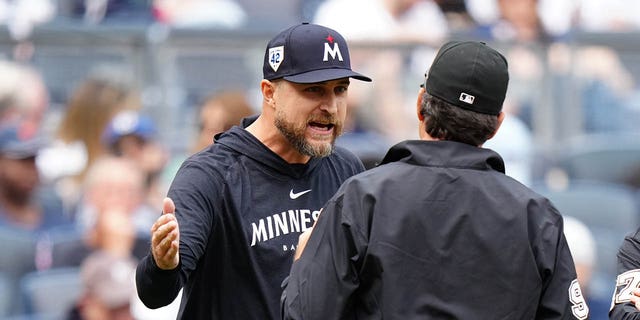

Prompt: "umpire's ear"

[486,111,506,141]
[416,87,426,121]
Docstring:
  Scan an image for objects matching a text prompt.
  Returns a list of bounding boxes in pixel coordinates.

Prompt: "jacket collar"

[380,140,505,173]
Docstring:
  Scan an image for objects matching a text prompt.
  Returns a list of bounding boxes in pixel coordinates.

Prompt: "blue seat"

[0,227,37,316]
[553,133,640,185]
[19,267,82,319]
[0,272,12,318]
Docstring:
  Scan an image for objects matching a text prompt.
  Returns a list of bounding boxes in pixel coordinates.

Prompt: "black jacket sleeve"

[610,229,640,320]
[135,160,217,309]
[135,254,183,308]
[281,189,367,320]
[533,201,590,319]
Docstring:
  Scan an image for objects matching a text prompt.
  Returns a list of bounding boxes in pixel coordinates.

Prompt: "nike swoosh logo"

[289,189,312,199]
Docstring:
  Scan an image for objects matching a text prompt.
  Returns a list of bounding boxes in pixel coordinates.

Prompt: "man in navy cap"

[0,121,67,232]
[135,23,371,319]
[281,41,588,319]
[102,110,168,221]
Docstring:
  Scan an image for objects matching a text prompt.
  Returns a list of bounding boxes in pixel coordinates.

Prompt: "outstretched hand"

[151,197,180,270]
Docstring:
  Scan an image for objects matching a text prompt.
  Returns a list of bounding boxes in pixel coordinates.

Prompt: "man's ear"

[261,80,276,107]
[416,88,425,121]
[487,111,506,140]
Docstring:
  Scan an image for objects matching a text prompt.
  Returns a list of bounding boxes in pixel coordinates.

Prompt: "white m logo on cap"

[323,43,343,62]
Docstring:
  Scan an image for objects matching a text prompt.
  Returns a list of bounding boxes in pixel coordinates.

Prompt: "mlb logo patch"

[268,46,285,72]
[459,92,475,104]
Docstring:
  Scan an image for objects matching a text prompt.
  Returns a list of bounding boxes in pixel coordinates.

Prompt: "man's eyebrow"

[331,80,351,85]
[309,79,351,85]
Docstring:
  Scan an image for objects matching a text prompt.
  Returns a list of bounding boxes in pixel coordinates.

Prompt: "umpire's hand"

[151,197,180,270]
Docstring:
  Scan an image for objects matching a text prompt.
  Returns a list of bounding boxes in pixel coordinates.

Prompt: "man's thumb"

[163,197,176,215]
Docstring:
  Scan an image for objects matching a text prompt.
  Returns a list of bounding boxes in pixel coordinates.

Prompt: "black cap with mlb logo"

[263,22,371,83]
[423,41,509,115]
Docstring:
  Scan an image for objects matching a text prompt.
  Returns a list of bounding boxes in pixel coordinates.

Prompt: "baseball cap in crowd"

[80,252,136,309]
[422,41,509,115]
[102,110,157,146]
[0,122,46,159]
[263,22,372,83]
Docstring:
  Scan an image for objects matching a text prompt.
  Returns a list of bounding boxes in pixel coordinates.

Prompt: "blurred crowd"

[0,61,255,319]
[0,0,639,319]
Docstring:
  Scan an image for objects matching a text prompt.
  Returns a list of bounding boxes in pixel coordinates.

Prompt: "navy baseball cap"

[0,122,46,159]
[102,110,157,146]
[263,22,371,83]
[423,41,509,115]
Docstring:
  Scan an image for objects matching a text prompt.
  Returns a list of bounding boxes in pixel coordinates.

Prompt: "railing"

[0,23,638,155]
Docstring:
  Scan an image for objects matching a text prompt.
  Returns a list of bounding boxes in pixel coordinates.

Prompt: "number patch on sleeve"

[613,269,640,304]
[569,279,589,319]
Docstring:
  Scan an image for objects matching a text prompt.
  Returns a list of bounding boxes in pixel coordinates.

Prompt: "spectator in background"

[492,0,549,42]
[0,61,50,138]
[466,0,640,41]
[152,0,247,28]
[0,122,67,232]
[0,0,55,60]
[466,0,552,43]
[563,215,611,319]
[0,121,69,317]
[67,251,136,320]
[314,0,447,43]
[37,69,142,212]
[162,89,255,191]
[75,155,154,237]
[465,0,553,136]
[50,156,153,269]
[467,0,640,137]
[190,90,255,154]
[433,0,477,32]
[0,61,65,317]
[563,216,596,300]
[54,155,181,319]
[0,62,55,205]
[102,110,169,212]
[571,46,638,133]
[483,96,533,186]
[63,0,153,24]
[574,0,640,32]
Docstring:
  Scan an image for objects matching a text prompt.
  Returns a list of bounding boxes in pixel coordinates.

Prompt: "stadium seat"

[552,133,640,185]
[0,272,12,318]
[0,227,37,316]
[19,267,82,319]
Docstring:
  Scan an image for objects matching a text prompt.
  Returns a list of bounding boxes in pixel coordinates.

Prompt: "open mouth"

[308,121,334,132]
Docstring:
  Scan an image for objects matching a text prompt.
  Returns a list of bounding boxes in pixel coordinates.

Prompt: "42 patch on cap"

[268,46,284,72]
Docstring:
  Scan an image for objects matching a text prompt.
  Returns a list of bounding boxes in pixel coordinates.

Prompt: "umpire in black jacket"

[281,41,588,320]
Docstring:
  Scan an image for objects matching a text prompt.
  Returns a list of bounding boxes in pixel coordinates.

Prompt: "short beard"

[1,182,34,206]
[274,109,340,158]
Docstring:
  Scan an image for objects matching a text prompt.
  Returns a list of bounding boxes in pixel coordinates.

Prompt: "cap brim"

[1,137,46,159]
[283,68,372,83]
